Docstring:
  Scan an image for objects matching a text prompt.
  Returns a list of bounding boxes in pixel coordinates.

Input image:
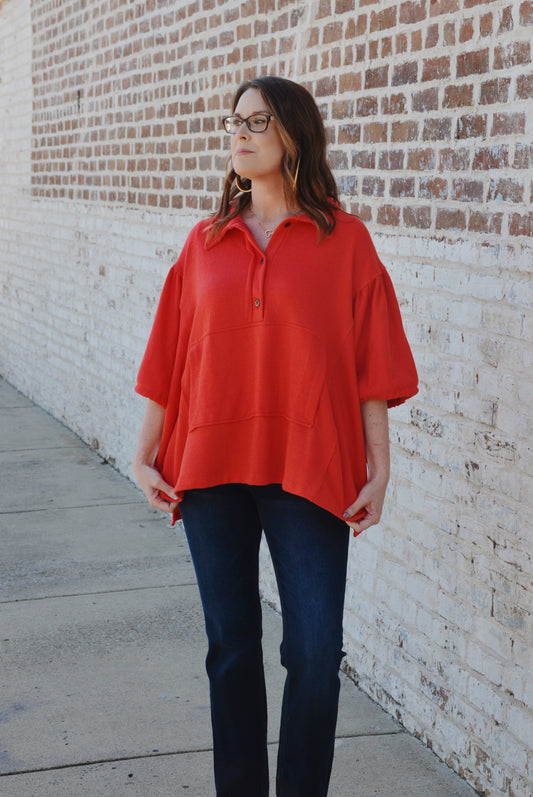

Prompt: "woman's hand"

[343,474,389,535]
[134,461,179,514]
[343,399,390,536]
[134,399,179,515]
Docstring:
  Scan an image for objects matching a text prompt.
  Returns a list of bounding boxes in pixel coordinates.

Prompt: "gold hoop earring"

[292,158,300,192]
[235,175,252,193]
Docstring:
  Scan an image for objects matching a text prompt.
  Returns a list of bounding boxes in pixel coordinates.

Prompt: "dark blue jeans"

[180,483,349,797]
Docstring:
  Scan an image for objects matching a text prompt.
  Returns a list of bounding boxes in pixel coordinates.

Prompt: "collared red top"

[135,208,418,529]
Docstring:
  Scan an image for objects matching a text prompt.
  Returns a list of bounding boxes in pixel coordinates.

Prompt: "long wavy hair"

[208,76,339,242]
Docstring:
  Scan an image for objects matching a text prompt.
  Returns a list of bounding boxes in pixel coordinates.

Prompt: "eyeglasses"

[222,113,276,134]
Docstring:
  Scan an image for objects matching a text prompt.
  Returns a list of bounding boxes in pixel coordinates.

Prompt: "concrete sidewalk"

[0,377,478,797]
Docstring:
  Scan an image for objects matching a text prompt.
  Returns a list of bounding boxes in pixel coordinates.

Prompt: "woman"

[134,76,418,797]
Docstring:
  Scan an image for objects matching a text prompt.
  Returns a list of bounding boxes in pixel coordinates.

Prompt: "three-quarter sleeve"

[135,264,183,408]
[353,267,418,408]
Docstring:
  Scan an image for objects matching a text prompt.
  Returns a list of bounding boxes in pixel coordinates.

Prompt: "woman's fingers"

[343,478,388,536]
[136,464,178,513]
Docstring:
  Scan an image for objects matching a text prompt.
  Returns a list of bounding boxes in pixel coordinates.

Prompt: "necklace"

[248,206,275,239]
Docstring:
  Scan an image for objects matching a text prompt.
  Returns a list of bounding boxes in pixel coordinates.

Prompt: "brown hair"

[208,75,339,242]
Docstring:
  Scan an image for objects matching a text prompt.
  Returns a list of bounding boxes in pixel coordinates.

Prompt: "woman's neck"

[248,176,299,225]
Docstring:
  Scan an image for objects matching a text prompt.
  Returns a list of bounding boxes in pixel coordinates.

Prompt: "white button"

[254,298,261,307]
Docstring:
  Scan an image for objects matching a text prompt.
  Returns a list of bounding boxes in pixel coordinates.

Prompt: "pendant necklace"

[249,206,275,239]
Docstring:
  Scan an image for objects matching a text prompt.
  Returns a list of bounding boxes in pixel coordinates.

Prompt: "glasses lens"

[223,117,238,133]
[248,114,269,132]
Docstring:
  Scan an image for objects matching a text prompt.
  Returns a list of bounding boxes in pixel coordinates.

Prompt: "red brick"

[411,30,423,51]
[357,96,378,116]
[381,37,393,57]
[459,19,474,42]
[392,61,418,85]
[520,1,533,24]
[468,211,503,234]
[335,0,355,11]
[352,150,376,168]
[509,212,533,236]
[261,39,276,57]
[413,87,439,111]
[444,84,474,108]
[343,44,355,66]
[328,150,349,169]
[430,0,459,16]
[425,23,439,48]
[333,99,355,118]
[494,42,531,69]
[381,94,407,114]
[423,117,452,140]
[339,124,361,143]
[339,72,362,93]
[316,0,332,17]
[473,146,509,170]
[498,6,513,33]
[436,209,466,230]
[356,13,368,34]
[279,35,296,54]
[379,150,405,169]
[337,175,357,195]
[513,144,533,169]
[480,78,511,104]
[272,12,289,33]
[323,22,344,43]
[457,49,490,77]
[363,122,388,142]
[399,0,427,24]
[404,206,432,228]
[407,148,436,170]
[452,179,484,202]
[377,205,401,225]
[480,12,493,36]
[365,66,389,88]
[516,73,533,98]
[488,179,524,203]
[362,176,385,196]
[392,120,419,141]
[444,21,455,44]
[420,177,448,199]
[456,114,487,139]
[315,76,337,96]
[491,113,526,136]
[307,27,320,47]
[396,33,408,53]
[351,202,372,222]
[422,55,450,80]
[370,6,397,31]
[390,177,415,197]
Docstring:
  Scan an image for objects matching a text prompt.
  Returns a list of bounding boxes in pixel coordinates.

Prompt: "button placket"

[252,254,266,318]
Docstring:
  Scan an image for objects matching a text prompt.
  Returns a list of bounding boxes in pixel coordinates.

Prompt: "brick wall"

[1,1,532,795]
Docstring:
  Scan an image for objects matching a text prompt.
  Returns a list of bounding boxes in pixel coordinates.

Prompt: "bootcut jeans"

[180,483,350,797]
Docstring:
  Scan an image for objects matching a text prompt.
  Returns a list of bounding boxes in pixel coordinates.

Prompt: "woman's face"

[231,88,285,182]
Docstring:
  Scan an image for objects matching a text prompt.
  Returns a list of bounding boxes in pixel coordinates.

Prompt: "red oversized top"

[135,209,418,527]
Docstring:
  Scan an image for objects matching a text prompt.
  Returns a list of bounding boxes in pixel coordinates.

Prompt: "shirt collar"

[204,210,316,250]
